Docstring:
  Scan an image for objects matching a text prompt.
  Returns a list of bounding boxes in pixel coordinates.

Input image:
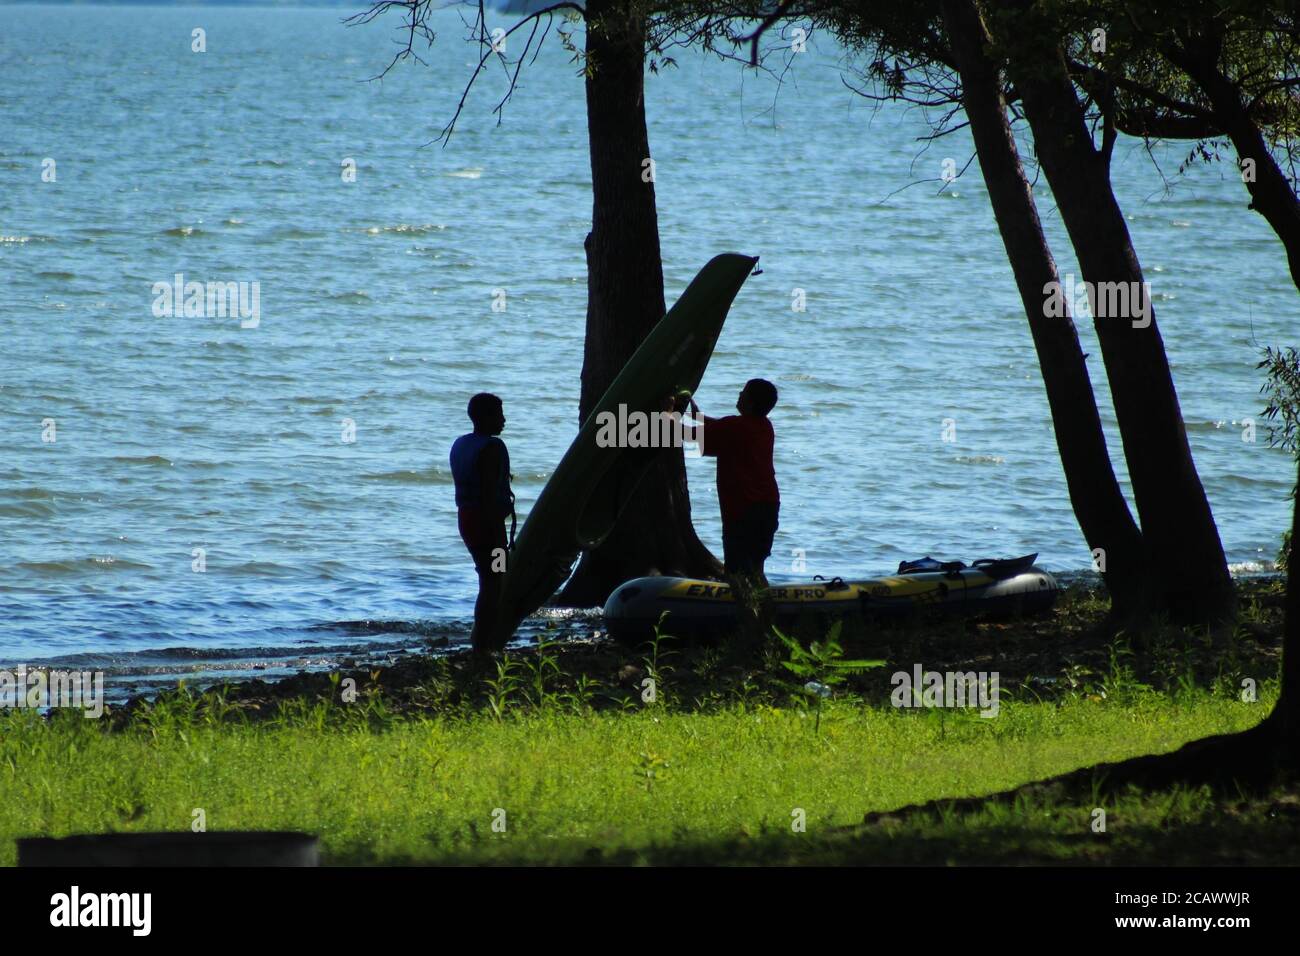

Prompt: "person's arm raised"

[688,399,723,428]
[690,405,733,457]
[680,398,705,444]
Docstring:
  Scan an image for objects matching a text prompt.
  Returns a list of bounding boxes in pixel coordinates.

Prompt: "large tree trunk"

[555,0,721,607]
[989,2,1235,625]
[1277,465,1300,747]
[1164,33,1300,293]
[942,0,1151,619]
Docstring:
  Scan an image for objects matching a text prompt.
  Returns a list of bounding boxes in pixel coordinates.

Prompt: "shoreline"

[99,575,1288,727]
[8,569,1282,706]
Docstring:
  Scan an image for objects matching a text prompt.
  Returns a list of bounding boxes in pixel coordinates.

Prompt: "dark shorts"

[458,507,506,575]
[722,502,779,577]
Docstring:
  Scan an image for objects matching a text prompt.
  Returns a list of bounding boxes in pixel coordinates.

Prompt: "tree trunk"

[1278,463,1300,748]
[942,0,1151,619]
[990,2,1235,625]
[1165,39,1300,293]
[1165,25,1298,741]
[555,0,721,607]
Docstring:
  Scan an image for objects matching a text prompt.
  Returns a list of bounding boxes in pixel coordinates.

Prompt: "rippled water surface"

[1,5,1296,691]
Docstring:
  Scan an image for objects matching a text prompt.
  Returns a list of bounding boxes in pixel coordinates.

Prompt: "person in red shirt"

[688,379,780,585]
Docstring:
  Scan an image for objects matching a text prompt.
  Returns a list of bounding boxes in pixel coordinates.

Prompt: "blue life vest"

[450,433,512,513]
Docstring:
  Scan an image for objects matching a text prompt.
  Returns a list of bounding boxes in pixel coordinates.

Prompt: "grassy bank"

[0,673,1284,865]
[2,580,1293,865]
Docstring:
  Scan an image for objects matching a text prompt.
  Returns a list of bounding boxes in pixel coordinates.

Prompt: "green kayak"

[481,252,759,649]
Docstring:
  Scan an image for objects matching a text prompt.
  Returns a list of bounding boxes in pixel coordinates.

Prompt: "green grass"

[0,680,1281,865]
[6,581,1292,865]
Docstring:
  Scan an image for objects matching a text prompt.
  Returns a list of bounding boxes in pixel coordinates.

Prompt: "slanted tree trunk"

[1164,33,1300,293]
[989,1,1235,625]
[942,0,1150,619]
[556,0,721,607]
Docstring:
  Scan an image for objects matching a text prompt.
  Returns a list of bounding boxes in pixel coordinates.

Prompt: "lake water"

[1,4,1295,696]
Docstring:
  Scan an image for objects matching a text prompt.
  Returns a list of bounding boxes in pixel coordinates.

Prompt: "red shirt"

[701,414,779,522]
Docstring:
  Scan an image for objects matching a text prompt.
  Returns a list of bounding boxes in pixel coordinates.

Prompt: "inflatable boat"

[602,554,1059,641]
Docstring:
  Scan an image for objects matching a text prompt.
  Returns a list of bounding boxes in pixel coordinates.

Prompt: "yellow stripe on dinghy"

[664,572,999,605]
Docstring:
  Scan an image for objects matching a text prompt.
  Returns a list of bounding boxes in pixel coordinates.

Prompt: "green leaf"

[832,659,888,671]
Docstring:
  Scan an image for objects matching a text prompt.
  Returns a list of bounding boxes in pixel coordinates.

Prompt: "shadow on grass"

[326,780,1300,866]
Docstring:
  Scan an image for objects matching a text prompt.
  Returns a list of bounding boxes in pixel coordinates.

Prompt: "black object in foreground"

[17,831,319,867]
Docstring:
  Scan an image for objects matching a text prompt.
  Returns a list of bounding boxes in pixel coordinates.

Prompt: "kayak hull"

[603,567,1061,641]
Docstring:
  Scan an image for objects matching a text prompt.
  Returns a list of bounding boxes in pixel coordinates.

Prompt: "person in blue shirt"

[449,393,514,653]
